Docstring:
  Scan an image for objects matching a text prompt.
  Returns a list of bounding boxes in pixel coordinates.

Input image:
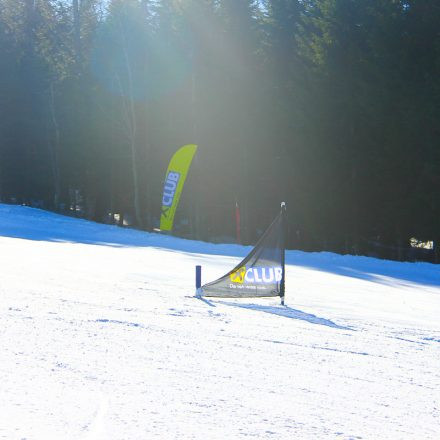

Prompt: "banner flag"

[160,144,197,231]
[200,204,286,299]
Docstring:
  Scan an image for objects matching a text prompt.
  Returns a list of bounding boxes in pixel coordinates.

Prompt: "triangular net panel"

[200,207,285,298]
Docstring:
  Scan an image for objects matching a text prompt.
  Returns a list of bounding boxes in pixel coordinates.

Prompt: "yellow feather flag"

[160,144,198,231]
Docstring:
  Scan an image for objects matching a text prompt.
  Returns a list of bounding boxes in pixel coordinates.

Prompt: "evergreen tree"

[0,0,438,261]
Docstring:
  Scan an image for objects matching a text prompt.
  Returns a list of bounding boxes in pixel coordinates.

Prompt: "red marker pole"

[235,201,241,244]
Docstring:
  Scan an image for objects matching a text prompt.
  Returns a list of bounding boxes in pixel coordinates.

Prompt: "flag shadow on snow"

[219,301,352,330]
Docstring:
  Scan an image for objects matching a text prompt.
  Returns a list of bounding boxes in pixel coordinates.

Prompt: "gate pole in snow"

[195,265,202,297]
[280,202,286,306]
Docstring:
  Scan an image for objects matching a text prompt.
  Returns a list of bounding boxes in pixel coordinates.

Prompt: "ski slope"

[0,204,439,440]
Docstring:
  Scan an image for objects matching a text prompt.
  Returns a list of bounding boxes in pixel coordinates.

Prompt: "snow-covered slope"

[0,204,438,440]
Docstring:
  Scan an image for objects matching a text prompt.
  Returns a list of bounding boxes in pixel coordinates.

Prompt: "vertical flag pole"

[280,202,287,306]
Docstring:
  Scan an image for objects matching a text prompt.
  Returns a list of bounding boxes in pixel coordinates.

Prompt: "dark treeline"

[1,0,439,262]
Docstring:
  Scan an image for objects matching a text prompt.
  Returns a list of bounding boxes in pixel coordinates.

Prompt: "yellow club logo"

[230,266,246,283]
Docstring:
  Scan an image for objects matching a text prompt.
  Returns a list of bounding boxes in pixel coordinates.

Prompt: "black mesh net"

[201,207,285,298]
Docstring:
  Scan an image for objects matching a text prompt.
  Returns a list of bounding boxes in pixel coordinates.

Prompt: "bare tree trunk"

[49,83,61,210]
[109,159,115,224]
[118,12,143,228]
[144,138,152,230]
[72,0,81,72]
[190,51,201,239]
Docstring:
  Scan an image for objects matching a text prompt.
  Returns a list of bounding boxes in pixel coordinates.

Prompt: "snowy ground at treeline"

[0,204,439,440]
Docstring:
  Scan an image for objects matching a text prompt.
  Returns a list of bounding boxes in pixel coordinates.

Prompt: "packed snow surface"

[0,204,439,440]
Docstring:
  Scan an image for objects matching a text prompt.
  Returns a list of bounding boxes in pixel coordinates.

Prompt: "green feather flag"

[160,144,197,232]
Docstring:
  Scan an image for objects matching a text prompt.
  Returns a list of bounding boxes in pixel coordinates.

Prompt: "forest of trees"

[0,0,439,262]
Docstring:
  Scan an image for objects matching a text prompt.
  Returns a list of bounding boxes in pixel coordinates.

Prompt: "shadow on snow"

[286,251,440,289]
[219,301,352,331]
[1,204,440,289]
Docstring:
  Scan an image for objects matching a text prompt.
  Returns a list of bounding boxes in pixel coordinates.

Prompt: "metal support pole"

[280,202,286,306]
